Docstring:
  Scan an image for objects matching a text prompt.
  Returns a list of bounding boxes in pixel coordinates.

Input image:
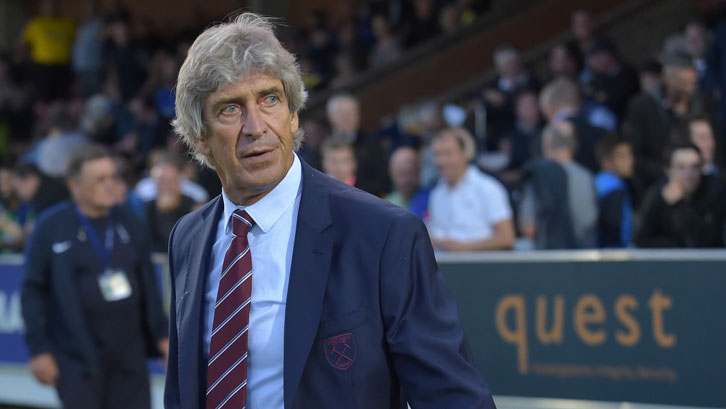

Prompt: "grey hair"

[173,13,308,167]
[539,77,579,110]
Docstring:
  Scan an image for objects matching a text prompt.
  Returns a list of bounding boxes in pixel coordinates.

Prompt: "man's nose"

[242,106,265,138]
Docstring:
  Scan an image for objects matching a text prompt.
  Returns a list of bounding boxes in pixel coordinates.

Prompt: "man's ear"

[67,178,79,199]
[194,136,212,157]
[290,110,299,134]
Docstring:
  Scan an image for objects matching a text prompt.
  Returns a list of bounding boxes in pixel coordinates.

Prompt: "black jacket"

[634,175,726,248]
[21,201,168,374]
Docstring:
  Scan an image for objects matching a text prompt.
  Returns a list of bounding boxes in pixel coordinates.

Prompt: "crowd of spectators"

[1,1,725,254]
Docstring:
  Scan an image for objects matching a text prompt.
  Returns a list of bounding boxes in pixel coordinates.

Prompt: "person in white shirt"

[428,127,515,251]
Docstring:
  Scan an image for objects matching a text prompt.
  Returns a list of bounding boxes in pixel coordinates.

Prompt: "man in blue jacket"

[165,12,496,409]
[21,144,168,409]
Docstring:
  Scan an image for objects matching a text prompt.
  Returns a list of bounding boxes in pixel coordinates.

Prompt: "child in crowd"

[594,134,634,247]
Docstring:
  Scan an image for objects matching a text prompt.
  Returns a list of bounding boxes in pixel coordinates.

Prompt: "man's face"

[667,148,703,195]
[0,169,14,199]
[389,150,420,196]
[153,163,182,198]
[433,132,468,185]
[71,157,119,212]
[516,93,540,124]
[686,24,708,59]
[665,67,697,99]
[611,143,634,179]
[689,120,715,163]
[328,98,360,134]
[198,74,299,204]
[322,147,357,184]
[572,12,593,41]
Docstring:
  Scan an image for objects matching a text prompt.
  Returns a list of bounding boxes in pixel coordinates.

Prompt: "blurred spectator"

[72,0,105,96]
[145,158,195,253]
[298,118,330,170]
[34,102,88,178]
[113,155,145,220]
[428,127,514,251]
[135,149,208,204]
[672,114,723,177]
[20,0,76,101]
[439,3,460,34]
[539,77,607,172]
[624,52,712,192]
[14,162,69,215]
[385,146,430,219]
[684,21,712,86]
[481,45,539,147]
[326,93,390,196]
[638,59,663,98]
[321,137,358,186]
[519,122,598,249]
[548,43,581,81]
[404,0,441,48]
[21,144,167,408]
[570,9,598,64]
[580,39,639,121]
[370,13,403,68]
[634,142,726,247]
[0,162,33,252]
[497,89,543,187]
[595,134,635,248]
[105,15,146,102]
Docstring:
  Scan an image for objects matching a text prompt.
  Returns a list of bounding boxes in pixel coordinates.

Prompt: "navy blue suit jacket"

[164,160,496,408]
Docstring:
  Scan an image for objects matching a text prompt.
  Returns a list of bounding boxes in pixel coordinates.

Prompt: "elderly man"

[166,13,495,409]
[428,127,515,251]
[21,144,168,409]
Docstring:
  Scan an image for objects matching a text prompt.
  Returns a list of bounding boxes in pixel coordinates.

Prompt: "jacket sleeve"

[379,212,496,408]
[20,218,54,357]
[164,219,181,409]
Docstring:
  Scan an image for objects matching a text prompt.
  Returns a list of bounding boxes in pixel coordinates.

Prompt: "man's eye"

[261,95,278,106]
[221,105,239,115]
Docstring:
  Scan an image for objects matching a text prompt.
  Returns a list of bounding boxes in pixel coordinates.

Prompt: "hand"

[157,338,169,361]
[483,89,506,107]
[432,238,461,252]
[29,353,58,386]
[661,181,685,205]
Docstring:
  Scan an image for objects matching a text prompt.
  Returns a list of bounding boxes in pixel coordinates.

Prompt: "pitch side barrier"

[1,250,724,409]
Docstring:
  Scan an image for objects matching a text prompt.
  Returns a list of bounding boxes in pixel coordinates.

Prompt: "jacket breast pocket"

[315,308,369,340]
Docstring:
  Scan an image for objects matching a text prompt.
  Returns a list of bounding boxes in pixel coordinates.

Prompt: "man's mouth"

[242,148,273,158]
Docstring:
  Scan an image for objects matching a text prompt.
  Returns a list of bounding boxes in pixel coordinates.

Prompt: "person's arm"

[433,218,515,251]
[381,212,496,408]
[518,182,537,240]
[633,187,680,248]
[20,218,58,385]
[599,190,626,247]
[163,221,181,409]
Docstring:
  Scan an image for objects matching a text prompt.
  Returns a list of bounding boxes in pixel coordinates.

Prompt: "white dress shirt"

[203,153,302,409]
[428,165,512,243]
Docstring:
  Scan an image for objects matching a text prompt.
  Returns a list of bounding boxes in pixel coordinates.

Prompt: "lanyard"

[75,206,115,269]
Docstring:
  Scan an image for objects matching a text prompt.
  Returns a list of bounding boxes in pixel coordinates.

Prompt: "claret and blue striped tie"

[206,209,254,409]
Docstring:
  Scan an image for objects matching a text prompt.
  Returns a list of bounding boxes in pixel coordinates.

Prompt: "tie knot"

[231,209,254,237]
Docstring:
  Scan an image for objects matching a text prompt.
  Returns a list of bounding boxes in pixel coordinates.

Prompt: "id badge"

[98,269,132,302]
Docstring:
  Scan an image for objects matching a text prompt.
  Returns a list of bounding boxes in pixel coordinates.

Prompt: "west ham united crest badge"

[323,332,357,371]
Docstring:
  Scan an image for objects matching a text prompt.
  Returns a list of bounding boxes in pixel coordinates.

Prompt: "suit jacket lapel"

[284,162,333,409]
[178,196,223,408]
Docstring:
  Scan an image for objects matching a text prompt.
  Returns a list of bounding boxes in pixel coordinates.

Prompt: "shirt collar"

[221,153,302,235]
